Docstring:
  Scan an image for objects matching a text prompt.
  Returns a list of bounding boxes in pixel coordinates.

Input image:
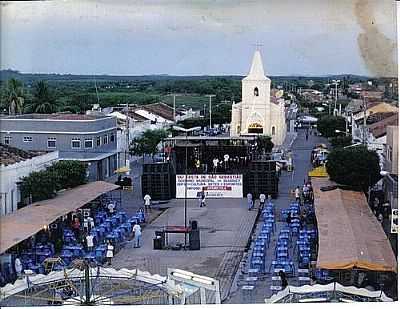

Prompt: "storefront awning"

[312,177,397,272]
[0,181,119,254]
[308,166,329,177]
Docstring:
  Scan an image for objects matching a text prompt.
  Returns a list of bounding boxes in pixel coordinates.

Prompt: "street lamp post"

[172,125,201,250]
[205,95,216,129]
[332,80,340,115]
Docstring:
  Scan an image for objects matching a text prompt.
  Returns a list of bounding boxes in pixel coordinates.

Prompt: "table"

[163,226,191,246]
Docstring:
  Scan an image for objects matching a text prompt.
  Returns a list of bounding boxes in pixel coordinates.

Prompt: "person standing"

[212,158,219,173]
[279,270,288,289]
[132,223,142,248]
[259,193,266,208]
[247,193,253,211]
[14,257,23,278]
[223,154,229,171]
[106,240,114,266]
[143,194,152,211]
[107,202,116,216]
[86,234,94,252]
[276,163,281,177]
[295,186,301,203]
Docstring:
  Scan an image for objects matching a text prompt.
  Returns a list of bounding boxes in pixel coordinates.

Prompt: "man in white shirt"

[132,223,142,248]
[86,234,94,251]
[212,158,219,173]
[223,154,229,170]
[259,193,266,208]
[295,186,301,203]
[143,194,151,211]
[107,203,115,216]
[247,193,253,210]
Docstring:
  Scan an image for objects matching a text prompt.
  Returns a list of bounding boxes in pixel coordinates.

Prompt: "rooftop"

[2,113,112,121]
[0,144,47,166]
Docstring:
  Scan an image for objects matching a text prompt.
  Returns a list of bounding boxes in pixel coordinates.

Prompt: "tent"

[308,166,328,177]
[0,181,119,254]
[312,177,397,272]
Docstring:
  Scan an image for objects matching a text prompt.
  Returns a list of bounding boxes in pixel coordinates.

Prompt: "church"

[230,49,287,146]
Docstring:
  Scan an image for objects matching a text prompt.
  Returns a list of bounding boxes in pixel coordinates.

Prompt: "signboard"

[176,174,243,198]
[391,209,398,234]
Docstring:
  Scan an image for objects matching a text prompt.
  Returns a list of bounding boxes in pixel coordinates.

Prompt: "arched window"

[272,126,276,135]
[254,87,259,96]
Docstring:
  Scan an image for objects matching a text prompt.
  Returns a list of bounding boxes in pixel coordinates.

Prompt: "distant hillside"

[0,69,371,84]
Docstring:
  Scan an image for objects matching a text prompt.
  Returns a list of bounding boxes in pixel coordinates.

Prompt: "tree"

[2,78,24,115]
[326,146,381,191]
[48,161,87,189]
[19,160,87,204]
[26,81,58,113]
[329,135,353,148]
[256,135,274,154]
[317,115,346,138]
[129,129,168,160]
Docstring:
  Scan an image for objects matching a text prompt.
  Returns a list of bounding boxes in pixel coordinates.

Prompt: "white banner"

[176,174,243,198]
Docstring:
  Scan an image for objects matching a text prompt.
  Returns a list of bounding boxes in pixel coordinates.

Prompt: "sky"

[0,0,398,77]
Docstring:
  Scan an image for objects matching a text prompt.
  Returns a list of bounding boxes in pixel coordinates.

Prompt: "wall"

[0,151,59,216]
[385,126,399,175]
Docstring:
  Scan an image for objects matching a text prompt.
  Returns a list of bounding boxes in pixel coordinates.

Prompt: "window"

[103,134,108,145]
[23,136,32,143]
[47,138,56,148]
[96,136,101,147]
[71,138,81,149]
[272,126,276,135]
[84,139,93,149]
[4,136,11,145]
[110,133,115,143]
[254,87,259,96]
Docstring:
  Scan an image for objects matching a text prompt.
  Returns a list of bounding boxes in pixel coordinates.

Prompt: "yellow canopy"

[308,166,328,177]
[114,166,130,174]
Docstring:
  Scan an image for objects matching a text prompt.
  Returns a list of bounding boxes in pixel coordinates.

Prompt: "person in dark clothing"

[279,270,288,289]
[286,212,292,225]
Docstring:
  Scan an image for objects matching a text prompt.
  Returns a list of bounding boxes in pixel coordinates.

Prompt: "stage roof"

[0,181,119,254]
[312,177,397,273]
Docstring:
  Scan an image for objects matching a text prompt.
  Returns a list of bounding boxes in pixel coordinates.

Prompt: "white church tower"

[231,49,286,146]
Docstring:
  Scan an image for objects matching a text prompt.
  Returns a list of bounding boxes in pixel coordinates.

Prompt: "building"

[0,113,118,181]
[0,144,59,215]
[230,49,286,145]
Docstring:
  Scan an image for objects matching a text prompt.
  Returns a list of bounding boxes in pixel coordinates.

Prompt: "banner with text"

[176,174,243,198]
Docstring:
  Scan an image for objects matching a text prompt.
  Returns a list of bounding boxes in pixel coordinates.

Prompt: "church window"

[272,126,276,135]
[254,87,259,96]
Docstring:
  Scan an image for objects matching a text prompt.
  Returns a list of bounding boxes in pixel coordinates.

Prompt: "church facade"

[230,50,286,146]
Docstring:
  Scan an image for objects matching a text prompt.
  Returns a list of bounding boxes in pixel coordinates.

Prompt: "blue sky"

[0,0,397,76]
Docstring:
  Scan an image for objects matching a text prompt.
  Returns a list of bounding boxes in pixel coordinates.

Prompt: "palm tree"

[3,78,24,115]
[27,81,57,113]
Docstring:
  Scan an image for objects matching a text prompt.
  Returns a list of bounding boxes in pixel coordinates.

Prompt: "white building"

[230,49,286,145]
[0,146,59,216]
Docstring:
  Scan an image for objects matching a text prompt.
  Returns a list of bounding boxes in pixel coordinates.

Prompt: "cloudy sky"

[0,0,397,76]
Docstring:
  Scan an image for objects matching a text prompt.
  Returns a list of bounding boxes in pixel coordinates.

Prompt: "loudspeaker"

[153,238,163,250]
[190,220,198,230]
[189,230,200,250]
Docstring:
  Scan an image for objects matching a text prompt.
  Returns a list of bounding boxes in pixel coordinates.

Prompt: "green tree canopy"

[326,146,381,191]
[26,81,58,113]
[317,115,346,138]
[2,78,24,115]
[256,135,274,154]
[129,129,168,159]
[329,135,353,148]
[20,160,87,204]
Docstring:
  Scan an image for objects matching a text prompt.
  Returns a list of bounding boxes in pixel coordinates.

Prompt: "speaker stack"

[141,163,173,200]
[189,220,200,250]
[244,160,278,198]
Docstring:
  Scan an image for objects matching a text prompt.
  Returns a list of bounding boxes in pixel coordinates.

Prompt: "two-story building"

[0,113,118,181]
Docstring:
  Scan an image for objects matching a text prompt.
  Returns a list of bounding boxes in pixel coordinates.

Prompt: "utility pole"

[205,95,216,129]
[125,101,129,167]
[362,96,367,145]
